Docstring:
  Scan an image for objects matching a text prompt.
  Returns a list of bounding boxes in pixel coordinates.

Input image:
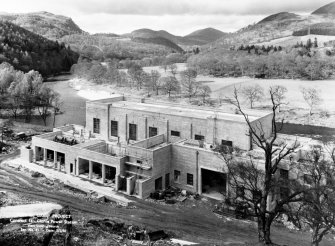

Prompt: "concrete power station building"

[22,95,273,200]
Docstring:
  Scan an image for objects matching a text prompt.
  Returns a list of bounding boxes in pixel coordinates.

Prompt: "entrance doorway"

[201,168,227,200]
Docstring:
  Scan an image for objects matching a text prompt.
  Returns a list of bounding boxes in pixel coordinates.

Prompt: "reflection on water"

[19,75,87,127]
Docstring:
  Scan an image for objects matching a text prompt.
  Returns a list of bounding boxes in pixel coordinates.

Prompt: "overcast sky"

[1,0,332,35]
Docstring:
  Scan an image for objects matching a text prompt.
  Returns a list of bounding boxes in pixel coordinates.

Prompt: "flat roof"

[89,96,271,122]
[111,101,270,122]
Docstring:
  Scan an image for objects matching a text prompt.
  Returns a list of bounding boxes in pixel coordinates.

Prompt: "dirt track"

[0,156,332,245]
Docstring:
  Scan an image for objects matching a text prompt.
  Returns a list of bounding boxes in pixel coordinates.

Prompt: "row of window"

[174,170,194,186]
[110,120,205,141]
[94,118,233,147]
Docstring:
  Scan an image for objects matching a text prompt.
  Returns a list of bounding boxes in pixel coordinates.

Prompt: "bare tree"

[37,85,60,126]
[271,85,288,112]
[161,76,180,98]
[180,68,199,100]
[301,87,322,116]
[52,94,63,128]
[223,87,304,244]
[168,64,178,78]
[145,70,161,95]
[241,84,264,109]
[198,85,211,103]
[289,146,335,246]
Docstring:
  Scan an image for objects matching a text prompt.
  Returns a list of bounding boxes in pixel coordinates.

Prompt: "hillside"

[132,36,184,53]
[0,21,78,76]
[204,12,335,51]
[312,1,335,15]
[185,28,227,45]
[0,11,84,39]
[59,34,176,60]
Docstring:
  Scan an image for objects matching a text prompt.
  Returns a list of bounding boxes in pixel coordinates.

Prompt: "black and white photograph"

[0,0,335,245]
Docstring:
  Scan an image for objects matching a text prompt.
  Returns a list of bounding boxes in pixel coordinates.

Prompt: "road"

[0,153,330,245]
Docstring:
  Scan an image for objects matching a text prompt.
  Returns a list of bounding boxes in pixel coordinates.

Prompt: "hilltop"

[129,27,225,46]
[204,2,335,51]
[0,11,85,39]
[312,1,335,15]
[185,28,227,45]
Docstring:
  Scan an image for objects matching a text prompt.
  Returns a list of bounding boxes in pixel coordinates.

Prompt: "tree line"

[0,62,61,126]
[71,60,211,103]
[188,40,335,80]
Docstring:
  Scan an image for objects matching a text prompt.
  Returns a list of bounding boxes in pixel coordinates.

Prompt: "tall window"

[174,170,181,182]
[149,127,158,137]
[111,121,118,137]
[187,173,193,186]
[129,123,137,141]
[93,118,100,134]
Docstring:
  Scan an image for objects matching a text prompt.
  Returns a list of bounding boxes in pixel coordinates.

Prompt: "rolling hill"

[203,1,335,51]
[129,27,225,46]
[185,28,227,45]
[312,1,335,15]
[0,11,85,39]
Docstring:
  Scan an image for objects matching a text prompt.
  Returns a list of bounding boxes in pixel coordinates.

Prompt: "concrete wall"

[86,102,109,141]
[138,178,154,199]
[152,144,172,189]
[131,134,165,149]
[85,102,260,150]
[32,136,125,175]
[171,143,227,193]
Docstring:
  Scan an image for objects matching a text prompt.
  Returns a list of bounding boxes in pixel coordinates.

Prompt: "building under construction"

[21,95,273,200]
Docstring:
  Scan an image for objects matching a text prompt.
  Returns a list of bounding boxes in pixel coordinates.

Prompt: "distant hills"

[0,11,85,40]
[1,0,335,64]
[0,11,227,59]
[312,1,335,15]
[128,27,226,46]
[204,1,335,51]
[184,28,227,45]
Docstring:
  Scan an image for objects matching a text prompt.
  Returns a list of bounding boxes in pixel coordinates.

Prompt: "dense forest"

[0,21,78,77]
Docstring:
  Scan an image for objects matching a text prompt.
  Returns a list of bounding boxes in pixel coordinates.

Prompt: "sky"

[1,0,333,35]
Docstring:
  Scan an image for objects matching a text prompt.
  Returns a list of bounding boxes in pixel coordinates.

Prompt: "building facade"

[22,95,273,200]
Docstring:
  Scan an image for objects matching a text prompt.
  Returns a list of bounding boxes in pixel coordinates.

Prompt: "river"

[20,75,87,127]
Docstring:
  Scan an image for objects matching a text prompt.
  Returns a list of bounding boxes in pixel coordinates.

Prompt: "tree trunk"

[311,228,321,246]
[257,218,272,245]
[53,111,56,128]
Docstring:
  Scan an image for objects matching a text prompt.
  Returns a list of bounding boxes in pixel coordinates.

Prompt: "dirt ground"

[0,155,334,245]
